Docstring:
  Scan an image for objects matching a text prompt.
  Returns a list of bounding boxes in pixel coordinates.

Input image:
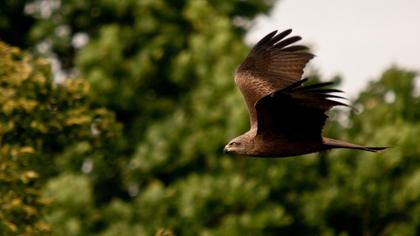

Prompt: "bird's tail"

[323,137,387,152]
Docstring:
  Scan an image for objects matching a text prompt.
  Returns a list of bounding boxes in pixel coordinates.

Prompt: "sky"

[246,0,420,97]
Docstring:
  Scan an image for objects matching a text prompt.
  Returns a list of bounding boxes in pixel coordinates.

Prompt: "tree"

[0,41,121,235]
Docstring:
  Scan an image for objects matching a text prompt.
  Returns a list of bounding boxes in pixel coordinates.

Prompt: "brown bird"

[224,29,386,157]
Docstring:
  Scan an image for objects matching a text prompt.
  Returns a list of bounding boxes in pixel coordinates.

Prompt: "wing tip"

[268,30,279,36]
[256,28,306,50]
[283,28,293,34]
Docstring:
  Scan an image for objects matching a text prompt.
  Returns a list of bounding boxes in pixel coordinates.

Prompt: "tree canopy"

[0,0,419,235]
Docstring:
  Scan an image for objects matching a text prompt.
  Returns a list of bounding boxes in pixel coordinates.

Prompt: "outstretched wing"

[235,29,314,128]
[255,79,348,141]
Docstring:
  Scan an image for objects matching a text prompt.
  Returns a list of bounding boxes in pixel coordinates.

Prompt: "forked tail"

[323,137,387,152]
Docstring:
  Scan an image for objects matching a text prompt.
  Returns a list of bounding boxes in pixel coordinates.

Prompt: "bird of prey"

[224,29,386,157]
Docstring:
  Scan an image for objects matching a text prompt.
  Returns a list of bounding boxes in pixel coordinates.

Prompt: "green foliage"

[1,1,419,235]
[0,43,49,235]
[0,41,120,235]
[24,0,272,148]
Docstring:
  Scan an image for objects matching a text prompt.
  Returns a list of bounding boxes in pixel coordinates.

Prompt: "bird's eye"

[230,142,241,146]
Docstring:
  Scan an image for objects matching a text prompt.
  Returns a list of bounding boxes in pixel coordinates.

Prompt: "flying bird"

[224,29,386,157]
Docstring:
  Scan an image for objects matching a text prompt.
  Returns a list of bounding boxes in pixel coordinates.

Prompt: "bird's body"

[238,133,325,157]
[225,29,386,157]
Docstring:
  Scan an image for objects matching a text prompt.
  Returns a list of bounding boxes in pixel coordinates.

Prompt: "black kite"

[224,29,386,157]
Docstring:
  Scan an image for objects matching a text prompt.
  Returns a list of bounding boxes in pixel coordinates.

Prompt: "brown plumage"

[224,29,386,157]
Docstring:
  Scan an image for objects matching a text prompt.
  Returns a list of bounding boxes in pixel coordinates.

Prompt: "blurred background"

[0,0,419,235]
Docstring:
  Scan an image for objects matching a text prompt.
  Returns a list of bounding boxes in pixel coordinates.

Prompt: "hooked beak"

[224,145,230,153]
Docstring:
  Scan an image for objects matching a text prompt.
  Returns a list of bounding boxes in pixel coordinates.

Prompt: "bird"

[224,29,387,157]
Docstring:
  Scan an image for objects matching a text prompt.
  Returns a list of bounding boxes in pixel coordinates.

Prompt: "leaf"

[21,171,39,183]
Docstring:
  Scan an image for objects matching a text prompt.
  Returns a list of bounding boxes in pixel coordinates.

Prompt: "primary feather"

[235,29,314,128]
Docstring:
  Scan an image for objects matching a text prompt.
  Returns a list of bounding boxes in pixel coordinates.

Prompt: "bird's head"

[224,136,250,155]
